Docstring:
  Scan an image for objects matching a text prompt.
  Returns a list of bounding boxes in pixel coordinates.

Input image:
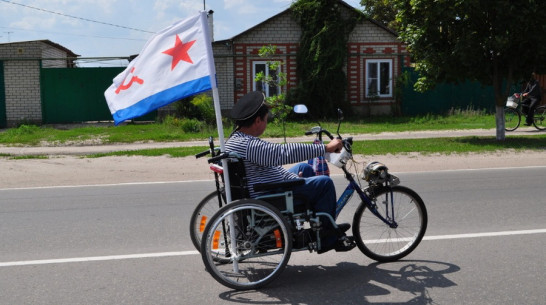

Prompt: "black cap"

[230,91,266,120]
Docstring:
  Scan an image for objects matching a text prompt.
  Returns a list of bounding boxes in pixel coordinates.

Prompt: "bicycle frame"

[513,95,529,118]
[335,165,398,229]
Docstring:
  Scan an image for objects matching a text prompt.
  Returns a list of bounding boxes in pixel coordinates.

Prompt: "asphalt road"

[1,167,545,304]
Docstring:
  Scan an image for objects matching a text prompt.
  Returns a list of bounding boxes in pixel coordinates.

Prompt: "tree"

[393,0,546,140]
[360,0,399,30]
[254,45,291,143]
[290,0,357,117]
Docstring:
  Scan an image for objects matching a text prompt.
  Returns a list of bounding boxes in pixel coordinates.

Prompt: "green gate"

[0,61,6,128]
[41,67,156,124]
[401,68,496,115]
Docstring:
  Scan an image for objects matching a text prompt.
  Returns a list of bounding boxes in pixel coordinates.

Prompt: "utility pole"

[4,31,13,42]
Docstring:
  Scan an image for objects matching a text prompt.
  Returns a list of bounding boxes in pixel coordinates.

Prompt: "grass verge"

[0,113,498,146]
[84,135,546,158]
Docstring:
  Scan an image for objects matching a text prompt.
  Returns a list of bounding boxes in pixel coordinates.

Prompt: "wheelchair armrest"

[253,179,305,192]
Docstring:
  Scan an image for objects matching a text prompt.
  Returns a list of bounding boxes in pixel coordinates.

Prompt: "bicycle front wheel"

[201,199,292,290]
[189,190,225,251]
[504,107,520,131]
[353,185,427,262]
[533,105,546,130]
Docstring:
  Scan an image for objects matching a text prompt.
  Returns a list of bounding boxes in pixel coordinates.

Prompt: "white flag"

[104,11,216,125]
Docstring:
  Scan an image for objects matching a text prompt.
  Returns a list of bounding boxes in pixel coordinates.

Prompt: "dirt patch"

[1,150,545,189]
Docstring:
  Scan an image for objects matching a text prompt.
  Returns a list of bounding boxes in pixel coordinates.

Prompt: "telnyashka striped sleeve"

[246,138,325,166]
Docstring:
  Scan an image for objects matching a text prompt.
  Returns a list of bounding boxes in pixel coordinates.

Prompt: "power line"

[0,26,147,42]
[0,0,155,34]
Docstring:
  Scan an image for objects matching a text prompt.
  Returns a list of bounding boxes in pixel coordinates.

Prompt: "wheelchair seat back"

[225,158,249,200]
[224,156,308,215]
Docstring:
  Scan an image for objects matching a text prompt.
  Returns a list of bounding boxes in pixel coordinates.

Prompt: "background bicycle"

[504,93,546,131]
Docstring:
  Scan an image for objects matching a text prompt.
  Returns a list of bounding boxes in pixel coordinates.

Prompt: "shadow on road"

[218,260,460,304]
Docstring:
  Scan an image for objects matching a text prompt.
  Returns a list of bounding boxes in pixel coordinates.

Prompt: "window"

[365,59,392,98]
[253,61,280,97]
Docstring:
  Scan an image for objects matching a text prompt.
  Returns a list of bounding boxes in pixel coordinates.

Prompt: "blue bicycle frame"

[335,169,398,229]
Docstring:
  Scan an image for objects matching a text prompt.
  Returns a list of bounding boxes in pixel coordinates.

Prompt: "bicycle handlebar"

[207,152,229,163]
[305,127,334,140]
[195,150,210,159]
[207,151,242,164]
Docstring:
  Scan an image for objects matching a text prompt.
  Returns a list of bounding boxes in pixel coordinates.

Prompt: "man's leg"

[288,163,315,178]
[291,175,336,218]
[291,175,355,252]
[527,98,539,125]
[522,99,530,115]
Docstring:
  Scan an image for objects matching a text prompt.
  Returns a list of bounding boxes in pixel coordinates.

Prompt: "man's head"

[231,91,269,129]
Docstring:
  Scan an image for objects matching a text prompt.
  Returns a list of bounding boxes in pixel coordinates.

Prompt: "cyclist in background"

[522,72,542,126]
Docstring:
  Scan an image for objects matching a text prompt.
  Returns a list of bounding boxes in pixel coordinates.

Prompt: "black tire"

[189,190,225,252]
[352,185,427,262]
[504,107,521,131]
[532,106,546,131]
[200,199,292,290]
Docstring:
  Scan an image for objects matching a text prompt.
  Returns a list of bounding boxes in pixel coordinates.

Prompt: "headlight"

[362,161,389,184]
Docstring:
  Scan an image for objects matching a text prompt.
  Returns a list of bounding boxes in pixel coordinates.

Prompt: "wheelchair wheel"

[532,106,546,130]
[504,107,520,131]
[201,199,292,290]
[189,190,225,251]
[353,185,427,262]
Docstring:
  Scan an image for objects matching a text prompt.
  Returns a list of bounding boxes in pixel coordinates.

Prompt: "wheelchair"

[199,155,348,290]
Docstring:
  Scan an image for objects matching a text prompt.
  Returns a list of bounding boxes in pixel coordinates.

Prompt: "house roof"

[215,0,397,43]
[40,39,80,58]
[0,39,80,58]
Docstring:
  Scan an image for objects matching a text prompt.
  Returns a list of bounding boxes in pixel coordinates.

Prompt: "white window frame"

[365,59,393,98]
[252,61,281,97]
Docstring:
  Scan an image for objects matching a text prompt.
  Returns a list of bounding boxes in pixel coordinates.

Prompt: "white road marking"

[1,229,545,268]
[0,251,199,267]
[0,180,209,191]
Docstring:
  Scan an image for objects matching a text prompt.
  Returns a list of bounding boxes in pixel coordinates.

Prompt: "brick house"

[211,1,410,115]
[0,40,78,127]
[0,2,409,127]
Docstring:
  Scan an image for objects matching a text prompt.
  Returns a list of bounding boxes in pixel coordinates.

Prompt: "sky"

[0,0,362,67]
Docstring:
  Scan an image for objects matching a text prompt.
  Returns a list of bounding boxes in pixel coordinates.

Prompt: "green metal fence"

[400,68,496,115]
[40,67,156,124]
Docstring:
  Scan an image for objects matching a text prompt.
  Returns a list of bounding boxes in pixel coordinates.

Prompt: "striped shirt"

[225,131,325,197]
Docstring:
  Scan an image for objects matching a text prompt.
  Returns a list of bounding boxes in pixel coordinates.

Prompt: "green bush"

[161,115,204,133]
[180,118,204,133]
[10,124,40,135]
[175,94,215,124]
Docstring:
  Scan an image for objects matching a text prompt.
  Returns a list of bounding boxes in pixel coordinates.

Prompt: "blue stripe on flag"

[112,76,212,125]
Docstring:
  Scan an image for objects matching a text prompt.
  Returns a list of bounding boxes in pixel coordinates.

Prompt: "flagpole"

[211,87,232,205]
[202,11,238,272]
[202,11,232,205]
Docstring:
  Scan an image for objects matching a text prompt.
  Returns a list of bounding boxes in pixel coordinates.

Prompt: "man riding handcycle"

[223,91,356,253]
[198,91,427,290]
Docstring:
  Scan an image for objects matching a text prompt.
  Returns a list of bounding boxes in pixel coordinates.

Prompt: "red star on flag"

[162,34,196,70]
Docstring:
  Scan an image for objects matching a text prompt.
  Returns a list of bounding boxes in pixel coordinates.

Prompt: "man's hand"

[325,138,343,153]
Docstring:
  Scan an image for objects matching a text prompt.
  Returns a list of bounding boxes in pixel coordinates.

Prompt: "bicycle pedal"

[335,236,356,252]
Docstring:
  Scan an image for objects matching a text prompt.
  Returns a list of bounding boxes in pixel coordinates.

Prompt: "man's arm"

[247,139,326,166]
[325,138,343,153]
